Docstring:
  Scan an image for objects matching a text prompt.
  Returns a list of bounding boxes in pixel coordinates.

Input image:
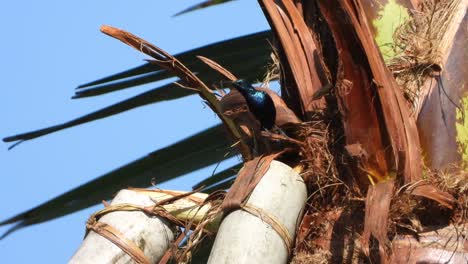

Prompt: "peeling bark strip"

[312,0,457,259]
[340,0,423,183]
[362,180,395,262]
[335,0,455,207]
[197,55,237,81]
[259,0,329,118]
[317,0,421,184]
[407,182,455,209]
[221,151,285,213]
[318,0,391,185]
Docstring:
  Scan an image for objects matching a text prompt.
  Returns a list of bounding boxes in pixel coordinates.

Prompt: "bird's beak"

[221,80,235,89]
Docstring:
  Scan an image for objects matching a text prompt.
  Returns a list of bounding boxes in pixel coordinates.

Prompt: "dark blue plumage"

[231,79,276,130]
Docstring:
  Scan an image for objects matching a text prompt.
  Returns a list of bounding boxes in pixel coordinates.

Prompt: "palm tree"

[2,0,466,263]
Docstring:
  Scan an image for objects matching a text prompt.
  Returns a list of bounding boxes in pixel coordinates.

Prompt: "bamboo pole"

[207,160,307,264]
[69,190,178,264]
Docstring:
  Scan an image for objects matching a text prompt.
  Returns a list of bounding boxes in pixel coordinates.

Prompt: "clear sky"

[0,1,269,262]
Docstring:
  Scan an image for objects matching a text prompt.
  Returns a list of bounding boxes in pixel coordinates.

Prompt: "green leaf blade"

[193,163,241,190]
[74,31,272,98]
[1,125,234,237]
[174,0,237,17]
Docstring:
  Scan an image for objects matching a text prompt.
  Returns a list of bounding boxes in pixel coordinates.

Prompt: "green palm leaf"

[173,0,237,17]
[202,176,236,194]
[194,163,241,190]
[3,82,191,144]
[3,31,272,146]
[75,30,271,98]
[1,125,234,238]
[3,29,272,238]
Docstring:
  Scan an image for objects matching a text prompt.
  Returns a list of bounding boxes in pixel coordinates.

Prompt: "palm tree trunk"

[259,0,467,263]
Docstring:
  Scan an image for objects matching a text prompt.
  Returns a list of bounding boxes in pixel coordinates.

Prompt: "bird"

[230,79,276,130]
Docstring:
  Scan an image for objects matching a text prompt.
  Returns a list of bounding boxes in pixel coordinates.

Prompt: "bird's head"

[230,79,253,92]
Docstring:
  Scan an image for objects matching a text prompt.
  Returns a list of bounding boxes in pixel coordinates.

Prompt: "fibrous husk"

[391,0,468,171]
[290,249,331,264]
[389,0,467,112]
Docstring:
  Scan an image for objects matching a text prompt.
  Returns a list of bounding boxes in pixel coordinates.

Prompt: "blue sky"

[0,1,269,262]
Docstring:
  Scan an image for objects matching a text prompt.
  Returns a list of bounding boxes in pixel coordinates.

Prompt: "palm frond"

[173,0,237,17]
[193,163,242,190]
[1,125,234,238]
[75,30,272,98]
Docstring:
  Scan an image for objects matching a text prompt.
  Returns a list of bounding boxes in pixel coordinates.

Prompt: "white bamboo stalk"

[207,160,307,264]
[69,189,212,264]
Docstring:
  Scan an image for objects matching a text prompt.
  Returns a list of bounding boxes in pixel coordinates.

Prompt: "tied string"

[241,203,293,256]
[86,221,151,264]
[85,189,206,264]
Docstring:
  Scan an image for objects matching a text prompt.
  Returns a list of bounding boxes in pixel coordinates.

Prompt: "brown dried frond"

[197,55,237,81]
[100,25,252,160]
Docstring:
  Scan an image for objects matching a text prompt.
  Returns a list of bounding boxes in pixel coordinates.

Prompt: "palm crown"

[2,0,466,263]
